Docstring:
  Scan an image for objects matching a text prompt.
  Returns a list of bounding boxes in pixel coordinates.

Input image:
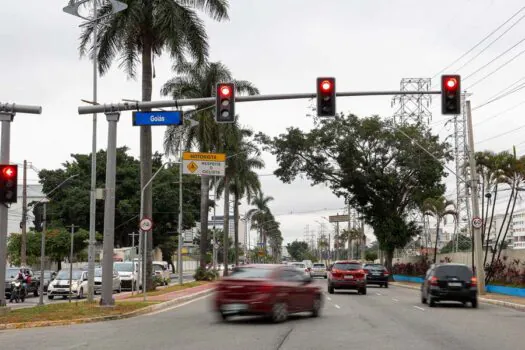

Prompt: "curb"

[0,286,216,330]
[391,282,525,312]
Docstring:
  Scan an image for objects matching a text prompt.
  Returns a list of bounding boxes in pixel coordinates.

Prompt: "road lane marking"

[413,306,425,311]
[142,293,212,316]
[376,292,382,296]
[392,298,399,302]
[334,304,341,309]
[326,296,332,301]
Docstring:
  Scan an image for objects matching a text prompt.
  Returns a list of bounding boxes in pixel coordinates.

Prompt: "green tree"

[80,0,229,291]
[162,61,259,270]
[286,240,310,262]
[422,196,457,263]
[247,192,274,251]
[440,234,471,254]
[257,114,451,272]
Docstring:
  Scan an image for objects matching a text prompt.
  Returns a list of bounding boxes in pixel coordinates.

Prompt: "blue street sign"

[132,111,183,126]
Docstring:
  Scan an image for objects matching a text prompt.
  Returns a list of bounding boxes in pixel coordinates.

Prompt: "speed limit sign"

[140,217,153,232]
[472,217,482,229]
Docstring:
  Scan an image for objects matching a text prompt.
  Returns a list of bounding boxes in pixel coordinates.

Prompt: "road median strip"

[0,282,216,330]
[391,282,525,311]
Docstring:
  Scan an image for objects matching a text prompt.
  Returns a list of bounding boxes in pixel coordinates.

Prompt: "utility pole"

[20,160,27,266]
[347,204,351,260]
[38,200,48,306]
[466,100,485,294]
[129,231,139,295]
[68,224,75,303]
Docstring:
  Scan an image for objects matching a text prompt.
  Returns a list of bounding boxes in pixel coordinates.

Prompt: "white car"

[47,269,88,299]
[310,263,328,278]
[290,262,309,275]
[114,261,141,290]
[94,268,122,294]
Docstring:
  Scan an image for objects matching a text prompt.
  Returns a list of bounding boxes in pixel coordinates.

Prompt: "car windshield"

[6,268,19,279]
[56,270,83,280]
[114,263,134,272]
[313,264,325,268]
[365,264,385,270]
[95,269,103,277]
[333,263,362,271]
[228,267,273,279]
[435,265,472,280]
[292,263,305,268]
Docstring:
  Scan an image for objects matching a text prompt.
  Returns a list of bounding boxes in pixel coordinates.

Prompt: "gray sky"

[2,0,525,246]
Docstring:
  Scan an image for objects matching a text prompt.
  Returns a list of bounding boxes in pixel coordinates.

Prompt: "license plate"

[372,272,380,276]
[57,288,67,292]
[344,275,354,279]
[448,282,462,287]
[221,303,247,312]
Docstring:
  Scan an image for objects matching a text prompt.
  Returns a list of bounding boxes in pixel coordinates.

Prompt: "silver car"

[310,263,327,278]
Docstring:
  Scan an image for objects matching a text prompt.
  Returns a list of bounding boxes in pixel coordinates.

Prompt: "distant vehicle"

[33,270,57,293]
[152,263,170,285]
[4,267,40,297]
[214,264,323,323]
[114,261,141,290]
[363,263,389,288]
[290,262,309,275]
[420,263,478,308]
[47,269,88,299]
[94,268,122,294]
[310,263,327,279]
[327,260,367,295]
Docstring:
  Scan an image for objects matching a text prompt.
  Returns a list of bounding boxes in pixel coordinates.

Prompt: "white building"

[8,184,46,235]
[510,211,525,249]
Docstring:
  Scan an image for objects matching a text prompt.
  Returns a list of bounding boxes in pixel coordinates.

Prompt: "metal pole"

[130,232,135,296]
[213,176,217,269]
[100,112,120,306]
[143,228,147,301]
[69,224,74,303]
[466,101,486,294]
[0,114,12,307]
[38,202,47,306]
[21,160,27,266]
[87,0,99,303]
[138,228,142,294]
[178,140,183,285]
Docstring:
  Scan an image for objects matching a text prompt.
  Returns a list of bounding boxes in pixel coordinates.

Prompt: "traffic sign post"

[140,217,153,232]
[182,152,226,176]
[472,216,482,229]
[132,111,183,126]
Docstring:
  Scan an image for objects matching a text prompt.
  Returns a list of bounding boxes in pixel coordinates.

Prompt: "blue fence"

[393,274,525,298]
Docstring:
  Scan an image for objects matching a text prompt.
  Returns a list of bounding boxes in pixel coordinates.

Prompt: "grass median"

[121,281,209,299]
[0,300,159,325]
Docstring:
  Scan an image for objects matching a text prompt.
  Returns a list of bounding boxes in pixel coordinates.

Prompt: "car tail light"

[383,270,390,276]
[430,276,438,286]
[355,269,366,279]
[470,277,477,286]
[364,269,370,274]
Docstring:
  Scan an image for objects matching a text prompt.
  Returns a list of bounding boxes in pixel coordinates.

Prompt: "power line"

[473,98,525,126]
[472,81,525,111]
[475,122,525,145]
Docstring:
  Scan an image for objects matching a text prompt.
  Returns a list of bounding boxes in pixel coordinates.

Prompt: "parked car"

[363,263,389,288]
[33,270,57,293]
[152,263,170,286]
[310,263,327,279]
[114,261,141,290]
[4,267,40,297]
[214,264,323,323]
[327,260,367,295]
[47,269,88,299]
[94,268,122,294]
[420,263,478,308]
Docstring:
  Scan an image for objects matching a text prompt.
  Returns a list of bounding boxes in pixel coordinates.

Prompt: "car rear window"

[292,263,305,268]
[435,265,472,280]
[364,265,385,270]
[333,263,362,271]
[228,267,273,279]
[313,264,325,268]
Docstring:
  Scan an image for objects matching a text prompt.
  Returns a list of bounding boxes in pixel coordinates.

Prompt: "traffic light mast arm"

[78,90,441,114]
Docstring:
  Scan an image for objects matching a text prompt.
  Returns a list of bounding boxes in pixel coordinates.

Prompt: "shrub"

[485,257,525,288]
[194,267,219,281]
[392,259,431,277]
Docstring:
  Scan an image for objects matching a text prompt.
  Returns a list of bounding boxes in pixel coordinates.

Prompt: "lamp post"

[63,0,128,303]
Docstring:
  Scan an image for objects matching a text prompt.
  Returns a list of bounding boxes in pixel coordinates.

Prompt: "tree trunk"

[57,259,62,272]
[234,191,239,267]
[484,185,498,266]
[223,175,230,276]
[141,35,154,291]
[385,248,394,279]
[433,219,441,264]
[199,176,209,269]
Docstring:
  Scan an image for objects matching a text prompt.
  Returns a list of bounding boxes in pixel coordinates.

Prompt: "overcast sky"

[2,0,525,247]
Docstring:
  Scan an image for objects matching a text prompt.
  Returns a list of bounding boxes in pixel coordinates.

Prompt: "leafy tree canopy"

[286,240,312,262]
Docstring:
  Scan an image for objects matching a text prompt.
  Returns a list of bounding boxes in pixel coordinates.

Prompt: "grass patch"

[0,300,158,324]
[123,281,208,299]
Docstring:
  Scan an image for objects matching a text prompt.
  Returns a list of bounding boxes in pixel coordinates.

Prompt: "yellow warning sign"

[187,161,198,173]
[183,152,226,162]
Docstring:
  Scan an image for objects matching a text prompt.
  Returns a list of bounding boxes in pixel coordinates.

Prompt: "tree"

[80,0,229,292]
[247,191,274,251]
[257,114,451,272]
[422,196,457,263]
[286,240,310,262]
[161,61,259,270]
[440,234,471,254]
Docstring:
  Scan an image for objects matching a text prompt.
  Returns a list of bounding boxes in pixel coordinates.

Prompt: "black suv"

[363,264,389,288]
[421,263,478,308]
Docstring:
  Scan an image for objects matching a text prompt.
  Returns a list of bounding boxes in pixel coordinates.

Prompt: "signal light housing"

[316,77,336,117]
[215,82,236,123]
[0,164,18,203]
[441,75,461,115]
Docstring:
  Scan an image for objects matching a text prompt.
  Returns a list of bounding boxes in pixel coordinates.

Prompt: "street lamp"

[63,0,128,303]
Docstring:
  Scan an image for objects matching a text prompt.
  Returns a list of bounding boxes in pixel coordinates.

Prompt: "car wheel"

[48,295,54,300]
[428,296,436,307]
[34,286,39,297]
[324,275,327,279]
[359,287,367,295]
[271,302,288,323]
[421,293,427,304]
[218,312,229,322]
[471,298,478,308]
[311,296,322,317]
[78,288,84,299]
[328,284,334,294]
[384,282,389,288]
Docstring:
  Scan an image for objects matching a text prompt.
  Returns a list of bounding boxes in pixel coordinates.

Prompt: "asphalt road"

[1,279,523,349]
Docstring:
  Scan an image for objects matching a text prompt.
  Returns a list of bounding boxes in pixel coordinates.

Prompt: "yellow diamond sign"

[187,161,198,173]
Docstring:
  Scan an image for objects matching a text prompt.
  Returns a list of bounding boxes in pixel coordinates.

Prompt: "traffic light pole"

[0,103,41,307]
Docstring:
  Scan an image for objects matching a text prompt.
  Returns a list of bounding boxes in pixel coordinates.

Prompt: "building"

[8,184,46,235]
[208,215,246,248]
[510,211,525,249]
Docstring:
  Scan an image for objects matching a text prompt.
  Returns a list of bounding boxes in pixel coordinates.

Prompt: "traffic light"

[0,164,18,203]
[316,77,336,117]
[441,75,461,115]
[215,83,235,123]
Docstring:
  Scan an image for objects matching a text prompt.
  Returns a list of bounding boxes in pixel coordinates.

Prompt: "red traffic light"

[320,80,332,92]
[2,166,16,178]
[219,85,231,97]
[444,77,458,90]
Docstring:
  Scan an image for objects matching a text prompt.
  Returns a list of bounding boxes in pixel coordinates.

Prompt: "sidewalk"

[119,282,215,302]
[392,281,525,311]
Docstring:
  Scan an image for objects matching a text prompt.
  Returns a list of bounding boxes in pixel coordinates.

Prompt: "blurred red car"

[214,264,323,323]
[327,260,367,295]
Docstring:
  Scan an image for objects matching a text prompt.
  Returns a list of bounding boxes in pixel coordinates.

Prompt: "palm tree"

[247,192,274,252]
[79,0,229,290]
[161,61,259,269]
[339,228,361,259]
[422,196,457,263]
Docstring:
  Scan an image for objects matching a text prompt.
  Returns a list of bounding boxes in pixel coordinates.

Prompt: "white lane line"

[326,296,332,301]
[334,304,341,309]
[142,293,212,317]
[392,298,399,302]
[413,306,425,311]
[376,292,382,296]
